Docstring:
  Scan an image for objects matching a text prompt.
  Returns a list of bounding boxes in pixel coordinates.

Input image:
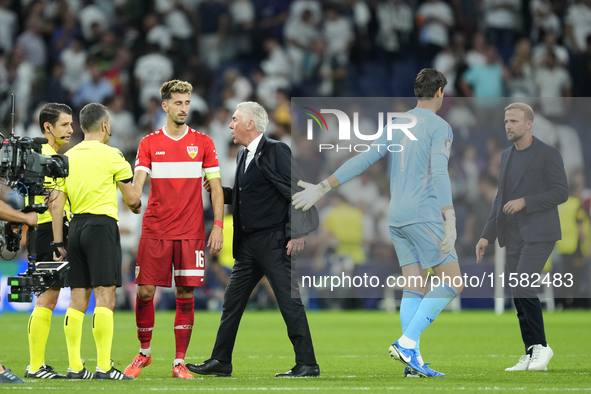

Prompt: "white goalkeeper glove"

[441,209,457,255]
[292,179,332,212]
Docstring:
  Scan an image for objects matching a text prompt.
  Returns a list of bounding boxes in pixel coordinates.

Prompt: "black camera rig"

[7,262,70,302]
[2,95,69,302]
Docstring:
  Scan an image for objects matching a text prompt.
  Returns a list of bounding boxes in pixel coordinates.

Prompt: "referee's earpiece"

[102,121,111,143]
[103,121,111,136]
[45,123,67,140]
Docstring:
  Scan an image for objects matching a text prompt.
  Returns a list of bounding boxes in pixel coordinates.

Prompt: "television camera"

[2,95,69,302]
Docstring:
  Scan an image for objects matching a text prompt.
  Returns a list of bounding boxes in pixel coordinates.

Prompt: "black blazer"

[481,136,568,247]
[222,135,319,258]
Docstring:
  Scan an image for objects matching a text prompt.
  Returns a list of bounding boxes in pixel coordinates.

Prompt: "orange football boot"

[172,363,194,379]
[124,353,152,377]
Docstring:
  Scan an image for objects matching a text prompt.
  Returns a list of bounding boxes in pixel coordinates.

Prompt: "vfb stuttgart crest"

[187,146,198,159]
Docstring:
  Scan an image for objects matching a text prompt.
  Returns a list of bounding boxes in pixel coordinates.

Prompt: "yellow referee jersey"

[36,144,70,225]
[64,140,133,221]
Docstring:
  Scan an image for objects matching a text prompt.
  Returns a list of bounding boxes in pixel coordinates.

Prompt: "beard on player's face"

[170,112,187,125]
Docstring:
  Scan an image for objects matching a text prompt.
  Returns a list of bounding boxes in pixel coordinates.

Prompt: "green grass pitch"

[0,310,590,392]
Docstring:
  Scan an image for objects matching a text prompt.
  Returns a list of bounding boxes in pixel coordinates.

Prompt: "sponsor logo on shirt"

[155,151,166,155]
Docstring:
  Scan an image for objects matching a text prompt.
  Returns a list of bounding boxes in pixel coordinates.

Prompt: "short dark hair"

[414,68,447,100]
[79,102,109,133]
[38,103,73,134]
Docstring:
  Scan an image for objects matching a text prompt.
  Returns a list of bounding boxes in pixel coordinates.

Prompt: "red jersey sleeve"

[202,136,220,174]
[135,136,152,174]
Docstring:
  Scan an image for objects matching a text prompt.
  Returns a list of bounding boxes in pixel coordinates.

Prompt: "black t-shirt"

[504,145,531,221]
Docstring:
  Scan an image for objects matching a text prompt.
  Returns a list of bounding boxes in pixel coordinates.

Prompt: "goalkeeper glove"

[441,209,456,255]
[292,179,332,211]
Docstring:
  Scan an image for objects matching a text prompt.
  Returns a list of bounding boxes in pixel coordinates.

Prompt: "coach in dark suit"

[476,103,568,372]
[187,101,320,378]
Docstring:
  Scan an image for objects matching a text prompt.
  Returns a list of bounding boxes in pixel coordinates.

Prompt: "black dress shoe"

[275,364,320,377]
[186,359,232,377]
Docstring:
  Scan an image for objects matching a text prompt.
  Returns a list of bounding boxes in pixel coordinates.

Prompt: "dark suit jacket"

[222,135,319,258]
[481,136,568,247]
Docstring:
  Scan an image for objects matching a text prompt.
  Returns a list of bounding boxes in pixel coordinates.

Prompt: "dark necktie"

[239,149,247,177]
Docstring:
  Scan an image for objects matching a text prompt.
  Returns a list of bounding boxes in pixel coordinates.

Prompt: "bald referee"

[51,103,142,380]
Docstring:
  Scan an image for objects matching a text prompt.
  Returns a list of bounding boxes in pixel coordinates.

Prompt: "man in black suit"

[187,101,320,377]
[476,102,568,372]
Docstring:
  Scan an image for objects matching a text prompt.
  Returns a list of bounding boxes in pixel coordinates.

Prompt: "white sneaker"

[528,344,553,371]
[505,355,530,371]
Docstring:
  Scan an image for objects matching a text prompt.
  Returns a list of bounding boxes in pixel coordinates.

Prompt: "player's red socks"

[174,297,194,360]
[136,296,155,350]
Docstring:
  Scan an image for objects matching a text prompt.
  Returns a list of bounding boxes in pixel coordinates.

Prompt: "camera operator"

[0,203,37,228]
[50,102,141,380]
[24,103,73,380]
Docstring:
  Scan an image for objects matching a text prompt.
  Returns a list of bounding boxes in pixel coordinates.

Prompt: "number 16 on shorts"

[196,250,205,268]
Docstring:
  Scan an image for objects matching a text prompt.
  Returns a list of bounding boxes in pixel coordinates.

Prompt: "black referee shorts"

[65,214,122,288]
[36,218,69,262]
[36,222,56,263]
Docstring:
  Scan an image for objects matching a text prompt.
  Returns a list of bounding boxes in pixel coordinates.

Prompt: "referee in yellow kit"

[51,102,142,380]
[25,103,73,380]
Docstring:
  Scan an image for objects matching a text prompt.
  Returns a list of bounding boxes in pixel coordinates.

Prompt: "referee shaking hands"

[51,102,142,380]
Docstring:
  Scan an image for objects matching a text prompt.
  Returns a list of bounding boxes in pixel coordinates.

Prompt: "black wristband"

[50,241,64,258]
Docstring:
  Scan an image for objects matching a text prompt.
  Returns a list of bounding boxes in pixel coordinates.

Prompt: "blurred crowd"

[1,0,591,309]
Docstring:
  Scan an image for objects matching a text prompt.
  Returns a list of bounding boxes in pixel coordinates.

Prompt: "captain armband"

[205,171,221,180]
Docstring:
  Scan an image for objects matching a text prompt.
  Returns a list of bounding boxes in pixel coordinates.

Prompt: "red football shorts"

[135,238,206,287]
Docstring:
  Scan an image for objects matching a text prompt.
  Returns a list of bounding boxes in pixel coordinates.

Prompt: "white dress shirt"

[244,133,263,172]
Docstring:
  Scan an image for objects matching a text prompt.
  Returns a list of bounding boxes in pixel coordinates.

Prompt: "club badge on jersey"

[187,146,198,159]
